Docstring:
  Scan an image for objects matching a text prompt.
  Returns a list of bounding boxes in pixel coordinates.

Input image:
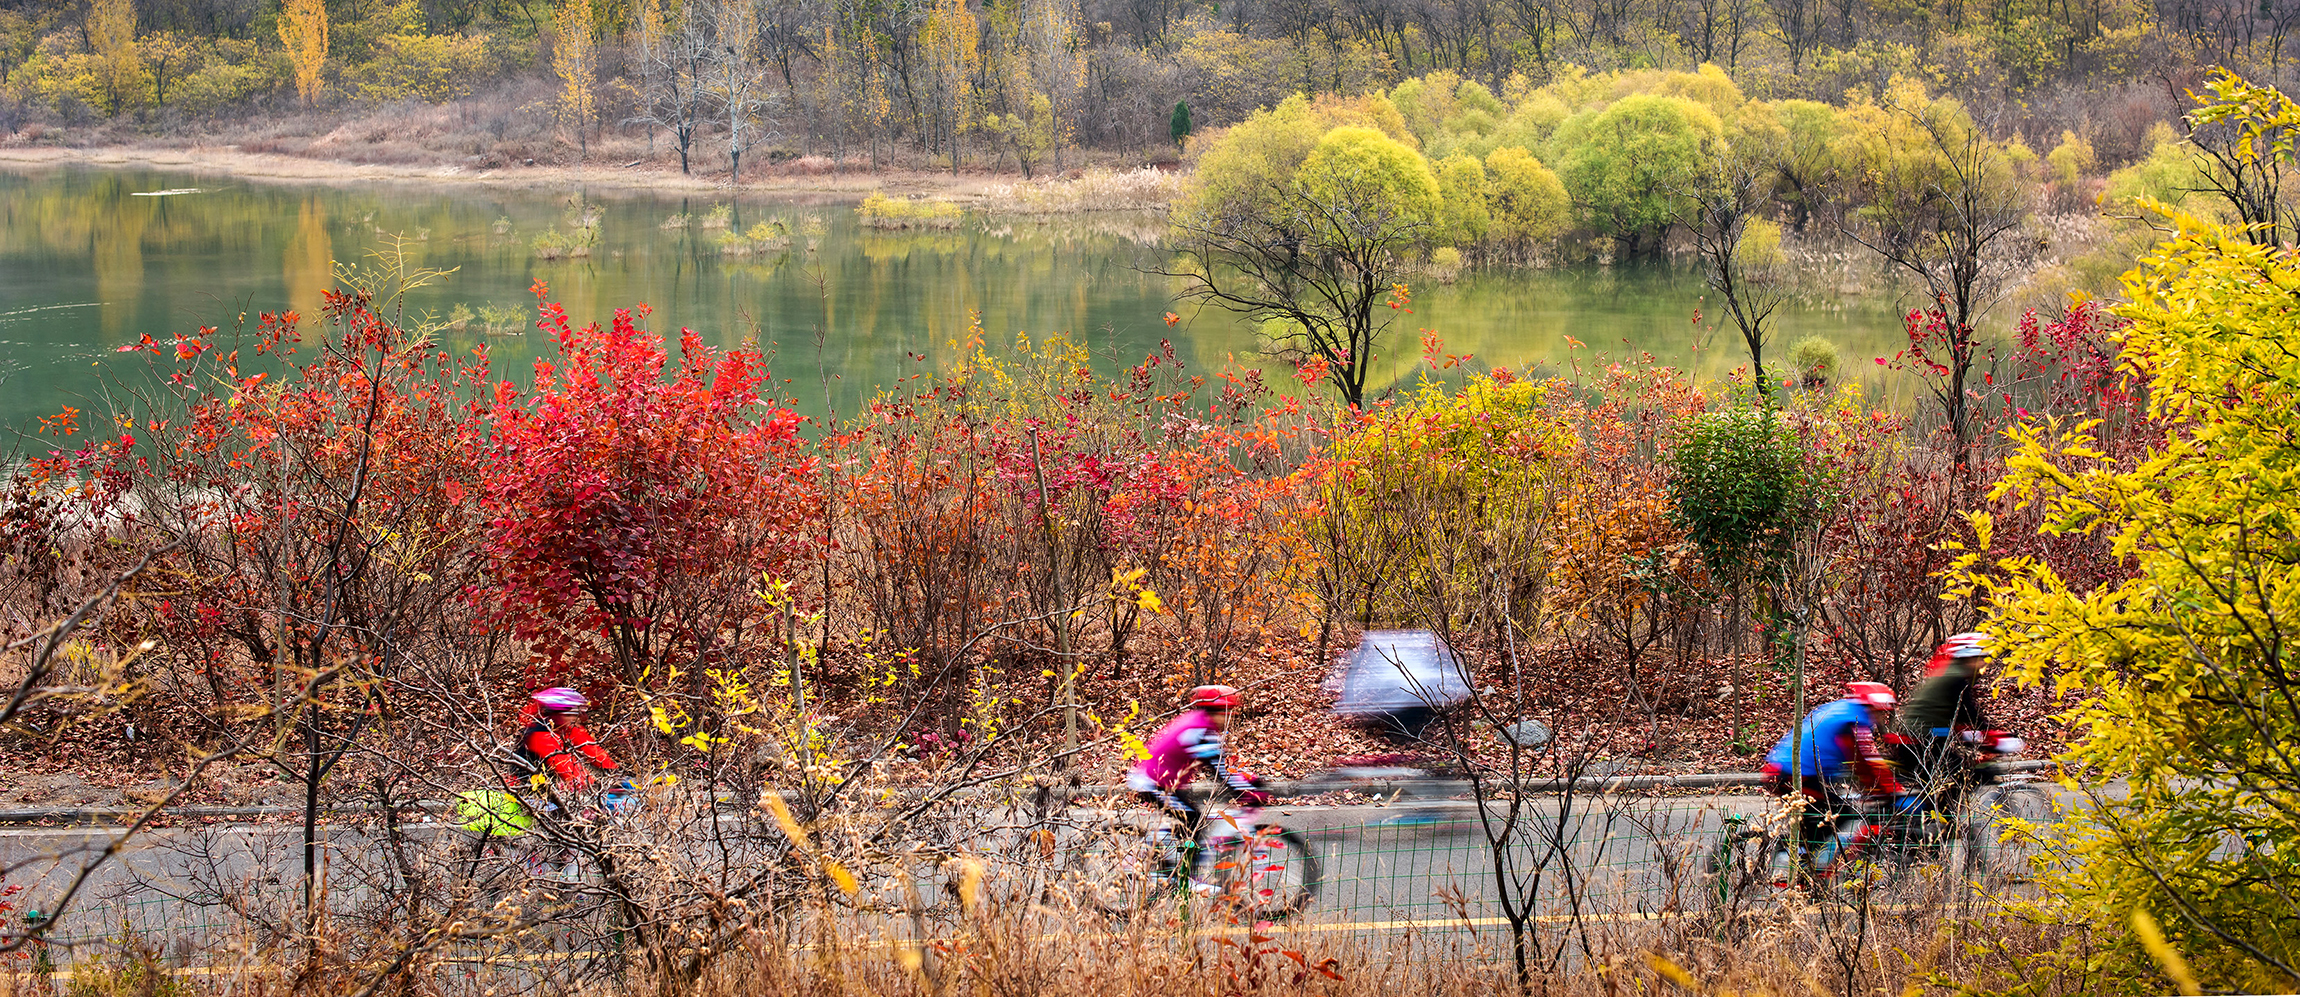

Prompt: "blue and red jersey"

[1765,697,1904,795]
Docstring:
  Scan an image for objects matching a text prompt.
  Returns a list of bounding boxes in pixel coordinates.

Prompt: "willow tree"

[1484,146,1571,246]
[1552,94,1725,256]
[1163,117,1440,408]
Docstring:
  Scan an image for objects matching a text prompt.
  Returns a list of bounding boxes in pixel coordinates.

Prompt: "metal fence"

[10,783,2060,977]
[1288,796,1735,922]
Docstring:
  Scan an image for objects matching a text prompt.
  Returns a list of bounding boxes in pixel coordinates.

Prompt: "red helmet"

[1925,632,1994,677]
[1845,681,1897,709]
[1188,685,1241,710]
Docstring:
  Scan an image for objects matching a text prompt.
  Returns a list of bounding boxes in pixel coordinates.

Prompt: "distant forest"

[0,0,2277,173]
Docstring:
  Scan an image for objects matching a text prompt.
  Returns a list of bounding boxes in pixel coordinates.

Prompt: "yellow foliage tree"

[87,0,142,115]
[1952,201,2300,992]
[554,0,598,154]
[1022,0,1086,172]
[919,0,978,173]
[277,0,328,104]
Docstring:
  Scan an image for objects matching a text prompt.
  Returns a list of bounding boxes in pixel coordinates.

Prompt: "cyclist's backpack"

[499,721,552,783]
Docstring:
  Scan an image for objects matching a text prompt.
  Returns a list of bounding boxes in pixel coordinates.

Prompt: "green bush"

[1667,406,1815,583]
[346,31,491,103]
[1787,335,1838,386]
[1425,245,1466,283]
[1326,374,1568,625]
[717,219,791,255]
[531,207,601,260]
[2105,124,2221,217]
[2046,128,2096,185]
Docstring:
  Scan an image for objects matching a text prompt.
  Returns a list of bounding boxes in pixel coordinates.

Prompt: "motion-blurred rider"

[1127,685,1272,890]
[1761,681,1916,877]
[1892,632,2025,793]
[515,687,622,796]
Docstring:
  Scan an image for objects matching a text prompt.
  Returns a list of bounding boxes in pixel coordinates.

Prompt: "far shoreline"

[0,144,1030,204]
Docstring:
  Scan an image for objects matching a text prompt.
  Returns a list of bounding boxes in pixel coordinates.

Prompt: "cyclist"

[1894,632,2025,796]
[1126,685,1272,889]
[1761,681,1915,877]
[514,687,621,796]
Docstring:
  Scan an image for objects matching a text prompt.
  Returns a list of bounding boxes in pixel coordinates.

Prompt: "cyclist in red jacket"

[514,687,619,792]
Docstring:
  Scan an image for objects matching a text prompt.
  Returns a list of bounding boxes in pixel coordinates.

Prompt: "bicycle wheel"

[1057,830,1177,918]
[1703,825,1772,911]
[1958,783,2056,885]
[1822,836,1919,904]
[1212,825,1321,920]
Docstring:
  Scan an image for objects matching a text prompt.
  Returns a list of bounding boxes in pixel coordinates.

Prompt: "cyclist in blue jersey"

[1761,681,1915,876]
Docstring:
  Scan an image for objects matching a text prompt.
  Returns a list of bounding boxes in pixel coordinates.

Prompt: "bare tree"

[1842,99,2032,447]
[1157,171,1432,409]
[1683,153,1794,397]
[1767,0,1820,69]
[710,0,780,183]
[631,0,718,174]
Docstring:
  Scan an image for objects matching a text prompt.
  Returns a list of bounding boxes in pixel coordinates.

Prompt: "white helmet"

[1940,632,1993,659]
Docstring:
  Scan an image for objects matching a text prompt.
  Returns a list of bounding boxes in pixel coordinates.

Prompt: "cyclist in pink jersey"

[1127,685,1271,883]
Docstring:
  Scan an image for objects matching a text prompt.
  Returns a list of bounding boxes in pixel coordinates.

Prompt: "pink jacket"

[1134,709,1256,794]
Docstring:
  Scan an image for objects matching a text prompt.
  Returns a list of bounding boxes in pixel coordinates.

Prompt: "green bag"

[454,788,534,837]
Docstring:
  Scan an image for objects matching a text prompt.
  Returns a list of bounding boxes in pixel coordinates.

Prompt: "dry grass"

[980,167,1186,214]
[1,894,2103,997]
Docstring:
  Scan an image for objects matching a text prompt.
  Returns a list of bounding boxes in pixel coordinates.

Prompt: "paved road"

[0,780,2072,967]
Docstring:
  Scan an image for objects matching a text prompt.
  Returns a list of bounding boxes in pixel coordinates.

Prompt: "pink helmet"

[1845,681,1897,709]
[530,687,590,712]
[1189,685,1242,709]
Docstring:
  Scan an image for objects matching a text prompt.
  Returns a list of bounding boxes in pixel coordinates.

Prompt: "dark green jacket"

[1897,661,1990,739]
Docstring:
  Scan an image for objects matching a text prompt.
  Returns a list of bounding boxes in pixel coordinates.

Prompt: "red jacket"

[515,702,618,788]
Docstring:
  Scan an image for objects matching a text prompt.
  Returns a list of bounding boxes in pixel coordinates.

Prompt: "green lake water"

[0,165,1913,431]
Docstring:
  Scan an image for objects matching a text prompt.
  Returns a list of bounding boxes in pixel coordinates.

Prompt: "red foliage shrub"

[477,289,818,690]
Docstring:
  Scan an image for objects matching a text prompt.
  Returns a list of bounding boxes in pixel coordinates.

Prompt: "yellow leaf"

[1645,952,1695,989]
[759,790,809,848]
[2131,911,2202,996]
[823,858,859,896]
[958,858,984,913]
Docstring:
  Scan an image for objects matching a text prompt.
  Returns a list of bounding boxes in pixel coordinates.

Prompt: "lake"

[0,165,1913,431]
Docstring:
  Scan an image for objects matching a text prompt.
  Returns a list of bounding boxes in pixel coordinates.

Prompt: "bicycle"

[453,779,645,885]
[1063,800,1323,920]
[1704,757,2056,909]
[1923,758,2057,887]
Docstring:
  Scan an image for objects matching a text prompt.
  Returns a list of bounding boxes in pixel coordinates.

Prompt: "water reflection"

[0,165,1911,431]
